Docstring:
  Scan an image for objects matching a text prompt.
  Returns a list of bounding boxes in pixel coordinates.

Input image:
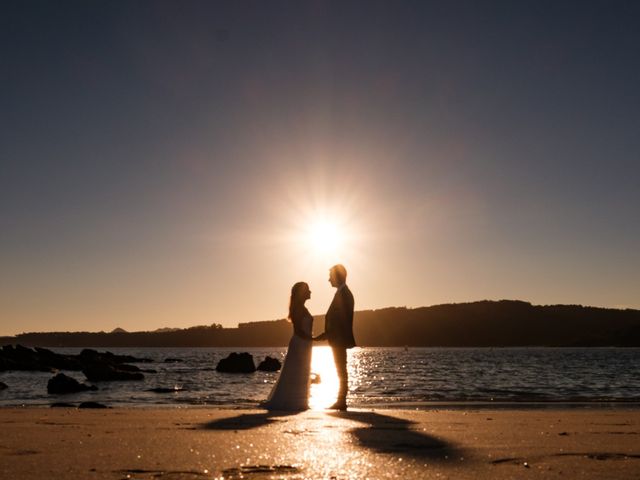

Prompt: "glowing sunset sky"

[1,1,639,335]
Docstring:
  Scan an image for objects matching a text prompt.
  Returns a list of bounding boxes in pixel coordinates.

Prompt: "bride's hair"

[288,282,308,320]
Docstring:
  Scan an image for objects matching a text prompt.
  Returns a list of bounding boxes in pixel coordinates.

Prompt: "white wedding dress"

[262,311,313,411]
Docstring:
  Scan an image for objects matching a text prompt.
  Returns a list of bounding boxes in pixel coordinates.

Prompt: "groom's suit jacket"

[324,285,356,349]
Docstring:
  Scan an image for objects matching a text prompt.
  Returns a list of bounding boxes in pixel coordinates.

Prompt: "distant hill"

[3,300,640,348]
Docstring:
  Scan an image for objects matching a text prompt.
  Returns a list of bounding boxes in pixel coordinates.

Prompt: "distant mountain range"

[2,300,639,348]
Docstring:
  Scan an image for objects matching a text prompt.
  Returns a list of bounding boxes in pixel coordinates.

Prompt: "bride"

[262,282,313,411]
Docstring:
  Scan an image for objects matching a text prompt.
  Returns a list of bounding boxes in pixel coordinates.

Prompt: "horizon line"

[2,299,638,337]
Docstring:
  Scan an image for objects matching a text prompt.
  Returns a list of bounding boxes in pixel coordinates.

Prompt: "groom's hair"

[330,264,347,284]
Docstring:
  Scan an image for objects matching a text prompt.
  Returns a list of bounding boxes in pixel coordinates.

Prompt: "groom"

[314,264,356,410]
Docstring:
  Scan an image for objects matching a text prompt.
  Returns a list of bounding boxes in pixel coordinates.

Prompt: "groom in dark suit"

[314,264,355,410]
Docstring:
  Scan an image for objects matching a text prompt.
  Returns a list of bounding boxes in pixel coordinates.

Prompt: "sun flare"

[278,186,368,268]
[306,220,342,254]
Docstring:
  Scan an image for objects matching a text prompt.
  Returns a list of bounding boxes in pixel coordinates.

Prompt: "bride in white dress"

[262,282,313,411]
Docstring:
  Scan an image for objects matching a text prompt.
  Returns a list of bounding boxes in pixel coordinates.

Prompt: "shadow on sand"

[329,410,460,461]
[202,409,460,462]
[200,410,301,430]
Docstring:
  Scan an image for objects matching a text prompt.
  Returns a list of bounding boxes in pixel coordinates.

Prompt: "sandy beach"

[0,407,639,479]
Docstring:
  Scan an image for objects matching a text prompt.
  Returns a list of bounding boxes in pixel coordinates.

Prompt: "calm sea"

[1,347,639,408]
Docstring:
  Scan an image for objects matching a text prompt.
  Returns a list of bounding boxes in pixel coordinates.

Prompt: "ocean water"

[0,347,639,408]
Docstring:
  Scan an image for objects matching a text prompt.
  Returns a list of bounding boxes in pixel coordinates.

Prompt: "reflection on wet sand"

[203,409,458,462]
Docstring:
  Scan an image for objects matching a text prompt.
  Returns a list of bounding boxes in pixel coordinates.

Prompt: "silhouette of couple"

[262,264,355,411]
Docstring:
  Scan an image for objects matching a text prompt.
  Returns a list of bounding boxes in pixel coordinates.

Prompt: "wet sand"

[0,407,639,479]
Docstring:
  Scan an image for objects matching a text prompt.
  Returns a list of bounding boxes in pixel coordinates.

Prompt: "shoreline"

[3,401,640,411]
[1,407,639,479]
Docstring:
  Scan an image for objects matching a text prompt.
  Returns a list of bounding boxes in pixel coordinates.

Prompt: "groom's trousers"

[331,346,348,401]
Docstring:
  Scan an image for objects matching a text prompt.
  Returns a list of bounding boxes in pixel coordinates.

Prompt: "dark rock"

[0,381,7,390]
[78,401,109,409]
[310,373,321,384]
[11,344,34,358]
[164,358,183,363]
[0,345,152,373]
[111,363,141,373]
[50,402,75,408]
[215,352,256,373]
[0,344,52,372]
[83,363,144,382]
[79,349,152,364]
[141,369,157,373]
[47,373,98,394]
[78,349,102,362]
[34,347,82,370]
[147,387,185,393]
[257,356,282,372]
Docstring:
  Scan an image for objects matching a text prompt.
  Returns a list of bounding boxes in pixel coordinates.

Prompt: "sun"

[307,219,342,254]
[285,204,357,264]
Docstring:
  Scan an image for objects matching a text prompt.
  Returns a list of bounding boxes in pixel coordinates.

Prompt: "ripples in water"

[0,347,638,407]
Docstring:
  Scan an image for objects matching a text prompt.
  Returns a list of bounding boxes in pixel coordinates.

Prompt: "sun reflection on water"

[309,346,364,410]
[309,346,339,410]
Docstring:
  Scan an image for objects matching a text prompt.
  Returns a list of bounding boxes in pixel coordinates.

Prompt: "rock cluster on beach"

[82,363,145,382]
[78,401,109,409]
[257,356,282,372]
[47,373,98,394]
[216,352,257,373]
[0,345,67,372]
[2,345,284,405]
[0,344,152,384]
[0,345,152,373]
[216,353,282,373]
